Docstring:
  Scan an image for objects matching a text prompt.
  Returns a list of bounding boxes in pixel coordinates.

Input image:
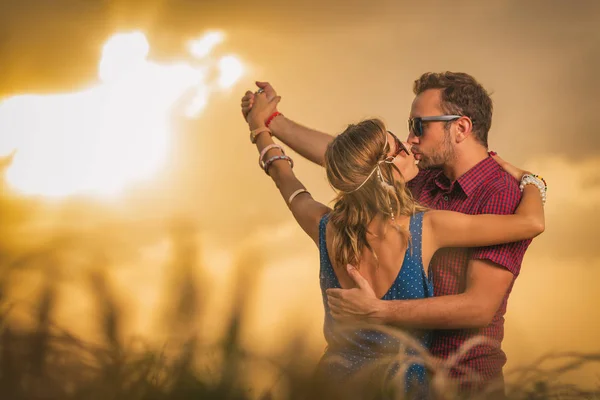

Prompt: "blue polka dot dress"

[316,212,433,397]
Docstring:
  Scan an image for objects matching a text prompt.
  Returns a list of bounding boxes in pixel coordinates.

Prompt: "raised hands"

[241,81,279,123]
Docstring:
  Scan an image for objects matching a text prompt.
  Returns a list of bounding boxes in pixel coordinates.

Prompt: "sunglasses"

[386,130,410,160]
[408,115,463,137]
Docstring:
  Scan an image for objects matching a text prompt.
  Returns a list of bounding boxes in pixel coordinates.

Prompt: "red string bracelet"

[265,111,283,128]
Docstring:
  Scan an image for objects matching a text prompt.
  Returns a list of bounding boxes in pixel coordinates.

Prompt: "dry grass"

[0,246,597,400]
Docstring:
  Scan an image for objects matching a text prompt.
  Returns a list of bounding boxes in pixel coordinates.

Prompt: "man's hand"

[241,81,278,122]
[326,265,381,323]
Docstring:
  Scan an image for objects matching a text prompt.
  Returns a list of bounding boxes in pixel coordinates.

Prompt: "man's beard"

[417,134,455,169]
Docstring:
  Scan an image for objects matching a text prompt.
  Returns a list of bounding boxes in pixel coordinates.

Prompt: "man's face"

[407,89,456,169]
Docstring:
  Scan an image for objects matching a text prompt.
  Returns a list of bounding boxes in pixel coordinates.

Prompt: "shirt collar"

[432,156,499,197]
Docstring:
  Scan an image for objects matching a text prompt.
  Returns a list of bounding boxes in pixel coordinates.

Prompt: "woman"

[244,93,545,397]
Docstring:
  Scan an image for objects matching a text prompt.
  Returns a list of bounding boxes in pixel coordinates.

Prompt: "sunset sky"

[0,0,598,389]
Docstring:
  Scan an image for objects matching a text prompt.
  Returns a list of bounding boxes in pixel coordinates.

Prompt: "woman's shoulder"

[409,210,427,222]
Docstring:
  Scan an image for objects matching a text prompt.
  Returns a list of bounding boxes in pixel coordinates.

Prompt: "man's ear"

[454,117,473,143]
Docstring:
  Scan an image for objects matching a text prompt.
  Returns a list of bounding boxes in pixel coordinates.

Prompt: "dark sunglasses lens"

[409,118,423,137]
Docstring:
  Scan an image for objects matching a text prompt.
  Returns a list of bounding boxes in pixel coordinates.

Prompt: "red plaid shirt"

[408,156,531,389]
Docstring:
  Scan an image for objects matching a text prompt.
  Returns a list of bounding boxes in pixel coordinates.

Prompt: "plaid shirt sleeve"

[470,182,532,276]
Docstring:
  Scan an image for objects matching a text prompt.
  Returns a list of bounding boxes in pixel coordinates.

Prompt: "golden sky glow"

[0,31,243,197]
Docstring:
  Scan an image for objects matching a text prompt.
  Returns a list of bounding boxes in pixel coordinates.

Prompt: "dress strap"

[318,214,330,274]
[319,214,329,248]
[407,212,424,266]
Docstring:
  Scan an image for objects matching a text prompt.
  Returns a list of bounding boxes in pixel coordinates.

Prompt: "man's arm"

[375,259,513,328]
[268,116,334,166]
[327,179,531,330]
[241,81,334,166]
[327,260,513,329]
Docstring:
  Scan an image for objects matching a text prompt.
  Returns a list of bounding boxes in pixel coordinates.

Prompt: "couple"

[240,72,545,398]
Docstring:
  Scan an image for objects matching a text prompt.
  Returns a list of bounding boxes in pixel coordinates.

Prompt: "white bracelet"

[288,188,309,206]
[519,174,547,205]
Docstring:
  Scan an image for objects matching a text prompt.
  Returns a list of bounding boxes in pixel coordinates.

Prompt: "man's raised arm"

[241,81,334,166]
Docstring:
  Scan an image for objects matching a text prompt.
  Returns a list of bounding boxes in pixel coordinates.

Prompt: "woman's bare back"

[325,214,422,299]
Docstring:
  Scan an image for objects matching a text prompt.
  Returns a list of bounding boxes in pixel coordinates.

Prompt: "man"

[241,72,531,396]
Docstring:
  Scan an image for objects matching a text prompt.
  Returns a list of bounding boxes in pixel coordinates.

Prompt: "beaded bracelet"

[263,154,293,175]
[532,174,547,189]
[520,174,546,192]
[265,111,283,128]
[520,174,547,192]
[259,144,285,169]
[519,174,547,205]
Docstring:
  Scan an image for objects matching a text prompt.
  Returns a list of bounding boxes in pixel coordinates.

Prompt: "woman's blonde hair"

[324,119,426,269]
